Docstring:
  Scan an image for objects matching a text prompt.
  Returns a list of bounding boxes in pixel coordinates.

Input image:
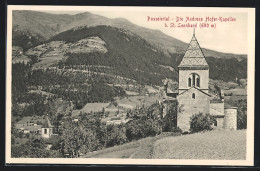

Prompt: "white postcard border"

[6,5,255,166]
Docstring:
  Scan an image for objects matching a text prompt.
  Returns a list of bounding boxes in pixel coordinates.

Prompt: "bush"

[125,117,161,141]
[11,138,61,158]
[190,113,216,133]
[105,124,128,147]
[236,99,247,129]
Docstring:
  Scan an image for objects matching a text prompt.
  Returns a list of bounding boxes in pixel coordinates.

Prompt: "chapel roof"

[177,86,211,97]
[178,30,209,68]
[210,108,225,117]
[42,116,53,128]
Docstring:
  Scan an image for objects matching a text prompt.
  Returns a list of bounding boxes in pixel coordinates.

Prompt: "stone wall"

[216,117,224,129]
[177,88,210,131]
[224,107,237,130]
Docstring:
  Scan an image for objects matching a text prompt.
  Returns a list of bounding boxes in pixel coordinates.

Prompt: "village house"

[162,30,237,132]
[15,116,44,134]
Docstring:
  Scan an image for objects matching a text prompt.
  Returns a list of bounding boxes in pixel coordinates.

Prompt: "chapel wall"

[177,89,210,132]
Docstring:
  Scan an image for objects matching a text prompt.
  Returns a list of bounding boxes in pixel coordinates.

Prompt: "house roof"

[178,86,211,97]
[166,88,174,93]
[42,116,53,128]
[178,31,209,68]
[17,125,42,131]
[210,108,225,117]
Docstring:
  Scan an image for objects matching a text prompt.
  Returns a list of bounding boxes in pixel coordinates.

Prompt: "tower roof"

[178,30,209,68]
[42,116,53,128]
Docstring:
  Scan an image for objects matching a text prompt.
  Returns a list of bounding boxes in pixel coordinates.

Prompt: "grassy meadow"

[83,132,180,158]
[152,130,246,160]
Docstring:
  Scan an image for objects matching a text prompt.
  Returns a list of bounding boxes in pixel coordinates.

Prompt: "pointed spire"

[178,30,209,68]
[42,115,53,128]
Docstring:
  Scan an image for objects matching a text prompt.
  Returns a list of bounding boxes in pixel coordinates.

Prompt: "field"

[224,88,247,96]
[152,130,246,160]
[12,54,30,64]
[116,94,160,110]
[26,37,107,69]
[72,103,110,116]
[15,116,45,124]
[13,137,30,146]
[225,95,247,102]
[83,132,181,159]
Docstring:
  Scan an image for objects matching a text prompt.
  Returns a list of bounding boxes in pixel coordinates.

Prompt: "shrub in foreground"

[190,113,215,133]
[125,117,161,141]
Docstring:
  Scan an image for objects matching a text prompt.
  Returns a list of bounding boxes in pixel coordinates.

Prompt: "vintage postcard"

[6,6,255,166]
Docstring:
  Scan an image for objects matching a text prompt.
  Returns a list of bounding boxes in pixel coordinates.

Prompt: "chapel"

[41,115,53,138]
[162,30,237,132]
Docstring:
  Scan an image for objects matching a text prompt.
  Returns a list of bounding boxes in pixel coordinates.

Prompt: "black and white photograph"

[5,6,255,166]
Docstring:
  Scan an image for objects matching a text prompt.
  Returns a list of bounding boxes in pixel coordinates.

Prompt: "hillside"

[46,25,178,85]
[14,25,247,86]
[49,26,247,82]
[12,10,246,59]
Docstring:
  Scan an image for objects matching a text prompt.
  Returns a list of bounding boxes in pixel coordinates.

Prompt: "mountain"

[46,25,179,85]
[46,25,246,84]
[12,24,247,116]
[12,10,246,59]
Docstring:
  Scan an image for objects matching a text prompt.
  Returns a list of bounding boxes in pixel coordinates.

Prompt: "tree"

[52,113,64,134]
[102,107,105,115]
[125,117,161,141]
[105,124,127,147]
[190,113,216,133]
[236,99,247,129]
[27,54,39,64]
[146,101,163,119]
[60,121,99,157]
[59,116,106,157]
[162,100,179,132]
[11,138,61,158]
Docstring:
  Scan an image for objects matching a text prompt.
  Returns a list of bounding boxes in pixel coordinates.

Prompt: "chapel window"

[188,73,200,88]
[188,78,191,87]
[192,74,195,86]
[192,93,195,99]
[44,128,47,134]
[196,77,200,87]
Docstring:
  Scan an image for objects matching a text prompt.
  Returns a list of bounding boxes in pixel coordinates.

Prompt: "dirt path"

[128,145,143,158]
[83,133,181,159]
[128,132,182,159]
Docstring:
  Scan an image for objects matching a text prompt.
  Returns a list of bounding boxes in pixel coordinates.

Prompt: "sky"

[40,7,249,54]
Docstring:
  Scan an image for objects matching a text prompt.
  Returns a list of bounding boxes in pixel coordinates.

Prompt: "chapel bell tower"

[178,29,209,94]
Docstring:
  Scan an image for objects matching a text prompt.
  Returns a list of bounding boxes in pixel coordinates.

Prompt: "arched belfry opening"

[188,73,200,88]
[196,77,200,87]
[188,78,191,87]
